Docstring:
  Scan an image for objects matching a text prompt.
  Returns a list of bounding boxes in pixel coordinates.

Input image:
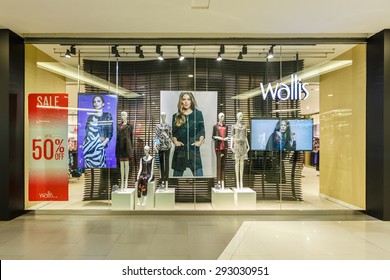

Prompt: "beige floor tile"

[105,243,152,260]
[149,239,190,256]
[66,233,119,256]
[189,243,227,260]
[89,220,129,234]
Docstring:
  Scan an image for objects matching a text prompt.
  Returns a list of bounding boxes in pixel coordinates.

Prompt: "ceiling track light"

[177,45,185,61]
[267,45,274,59]
[111,45,118,54]
[216,52,222,61]
[135,45,142,54]
[156,45,161,54]
[242,45,247,55]
[158,51,164,61]
[70,45,76,55]
[219,45,225,55]
[237,52,243,60]
[136,45,144,58]
[65,49,71,58]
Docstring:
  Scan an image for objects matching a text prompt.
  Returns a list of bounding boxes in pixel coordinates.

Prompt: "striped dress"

[82,112,113,168]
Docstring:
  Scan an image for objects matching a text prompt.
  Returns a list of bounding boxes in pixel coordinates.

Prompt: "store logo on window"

[260,75,309,101]
[38,191,58,199]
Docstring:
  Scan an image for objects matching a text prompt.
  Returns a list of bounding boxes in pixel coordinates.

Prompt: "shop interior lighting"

[219,45,225,54]
[267,45,274,59]
[135,45,144,59]
[158,51,164,61]
[178,45,185,61]
[65,49,71,58]
[242,45,247,55]
[110,45,121,58]
[156,45,161,54]
[111,45,118,54]
[237,52,243,60]
[37,62,140,98]
[135,45,142,54]
[232,60,352,100]
[70,45,76,55]
[65,45,76,58]
[216,52,222,61]
[156,45,164,60]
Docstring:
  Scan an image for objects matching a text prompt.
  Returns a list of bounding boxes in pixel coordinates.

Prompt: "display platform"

[232,187,256,210]
[111,188,135,210]
[135,181,156,210]
[155,188,175,210]
[211,188,235,210]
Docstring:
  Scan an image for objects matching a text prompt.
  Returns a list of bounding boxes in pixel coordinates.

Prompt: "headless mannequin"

[230,112,250,190]
[154,112,172,190]
[212,112,228,190]
[136,145,155,206]
[119,111,130,191]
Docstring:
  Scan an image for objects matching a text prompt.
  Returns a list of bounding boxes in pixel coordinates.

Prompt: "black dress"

[171,109,205,173]
[116,123,133,159]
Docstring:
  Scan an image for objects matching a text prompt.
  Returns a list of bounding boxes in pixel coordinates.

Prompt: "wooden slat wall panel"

[82,58,305,202]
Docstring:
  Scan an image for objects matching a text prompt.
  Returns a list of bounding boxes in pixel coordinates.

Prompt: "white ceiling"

[1,0,389,38]
[1,0,388,78]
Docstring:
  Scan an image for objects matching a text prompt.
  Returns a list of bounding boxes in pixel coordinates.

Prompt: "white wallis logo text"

[38,191,57,199]
[260,75,309,101]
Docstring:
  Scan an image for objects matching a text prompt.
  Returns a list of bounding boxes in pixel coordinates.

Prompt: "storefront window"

[24,42,366,212]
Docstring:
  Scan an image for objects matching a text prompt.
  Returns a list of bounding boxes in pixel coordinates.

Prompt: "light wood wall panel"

[320,44,366,208]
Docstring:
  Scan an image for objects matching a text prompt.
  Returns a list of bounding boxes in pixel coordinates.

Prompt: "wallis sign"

[260,75,309,101]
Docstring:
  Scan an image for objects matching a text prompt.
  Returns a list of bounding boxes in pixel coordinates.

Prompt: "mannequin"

[116,111,133,191]
[230,112,250,190]
[154,112,172,190]
[136,145,155,206]
[212,112,228,190]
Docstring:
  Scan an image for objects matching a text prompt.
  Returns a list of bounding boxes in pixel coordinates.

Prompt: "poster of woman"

[160,91,217,178]
[77,93,118,168]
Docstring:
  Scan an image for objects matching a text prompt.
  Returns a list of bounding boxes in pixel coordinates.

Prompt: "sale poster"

[28,93,69,201]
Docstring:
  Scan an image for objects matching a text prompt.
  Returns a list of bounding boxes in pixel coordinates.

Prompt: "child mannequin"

[136,145,155,206]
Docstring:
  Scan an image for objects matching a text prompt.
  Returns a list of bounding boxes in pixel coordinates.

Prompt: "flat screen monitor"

[251,119,313,151]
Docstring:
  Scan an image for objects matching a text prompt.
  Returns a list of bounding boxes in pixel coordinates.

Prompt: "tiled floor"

[2,167,384,260]
[219,217,390,260]
[1,211,389,260]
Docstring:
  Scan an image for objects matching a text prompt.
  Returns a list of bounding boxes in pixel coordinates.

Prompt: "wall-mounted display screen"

[251,119,313,151]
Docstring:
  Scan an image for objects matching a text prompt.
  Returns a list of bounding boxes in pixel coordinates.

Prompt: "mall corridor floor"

[1,212,390,260]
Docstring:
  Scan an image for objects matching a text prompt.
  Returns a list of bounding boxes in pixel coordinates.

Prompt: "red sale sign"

[28,93,69,201]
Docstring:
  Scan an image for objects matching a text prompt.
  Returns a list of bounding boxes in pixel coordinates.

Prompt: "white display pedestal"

[211,188,235,210]
[232,187,256,210]
[135,181,156,210]
[155,188,175,210]
[111,188,135,210]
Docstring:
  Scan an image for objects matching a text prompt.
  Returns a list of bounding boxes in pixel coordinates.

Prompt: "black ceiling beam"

[24,37,367,46]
